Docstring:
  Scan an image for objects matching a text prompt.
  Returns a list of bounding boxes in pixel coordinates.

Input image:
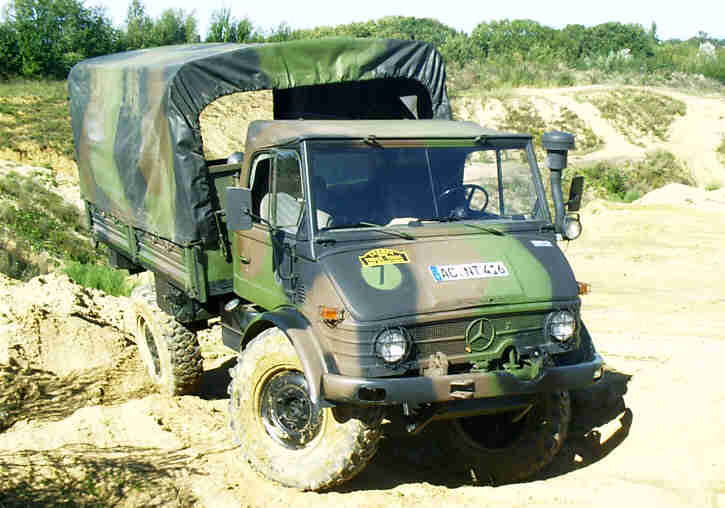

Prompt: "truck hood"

[321,233,578,322]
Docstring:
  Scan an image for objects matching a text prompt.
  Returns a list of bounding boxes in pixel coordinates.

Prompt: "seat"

[260,192,302,233]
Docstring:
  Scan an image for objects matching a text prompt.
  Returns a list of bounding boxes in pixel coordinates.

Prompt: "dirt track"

[1,185,724,507]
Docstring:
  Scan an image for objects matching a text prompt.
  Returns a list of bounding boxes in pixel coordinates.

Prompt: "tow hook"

[503,348,547,382]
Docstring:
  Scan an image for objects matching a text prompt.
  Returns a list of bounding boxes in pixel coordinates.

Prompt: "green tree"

[206,8,259,43]
[471,19,558,58]
[0,21,21,76]
[7,0,117,77]
[557,24,588,65]
[124,0,153,49]
[266,22,292,42]
[584,22,655,59]
[151,8,198,46]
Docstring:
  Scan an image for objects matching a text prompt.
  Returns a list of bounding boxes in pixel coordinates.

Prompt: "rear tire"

[444,390,571,485]
[129,284,202,396]
[228,327,381,490]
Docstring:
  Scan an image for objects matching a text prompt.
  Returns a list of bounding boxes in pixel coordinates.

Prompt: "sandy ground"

[2,84,725,506]
[1,183,724,507]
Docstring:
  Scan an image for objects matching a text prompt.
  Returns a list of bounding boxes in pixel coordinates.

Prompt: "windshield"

[307,142,547,231]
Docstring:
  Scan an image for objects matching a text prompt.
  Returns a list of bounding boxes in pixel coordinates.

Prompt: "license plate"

[429,262,509,282]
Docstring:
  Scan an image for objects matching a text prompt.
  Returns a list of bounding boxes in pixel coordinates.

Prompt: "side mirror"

[225,187,253,231]
[567,176,584,212]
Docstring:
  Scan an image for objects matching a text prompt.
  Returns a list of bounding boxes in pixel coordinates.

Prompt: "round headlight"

[548,311,576,342]
[564,216,582,240]
[374,328,410,364]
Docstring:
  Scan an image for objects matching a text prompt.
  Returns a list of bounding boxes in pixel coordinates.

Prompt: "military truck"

[69,38,603,490]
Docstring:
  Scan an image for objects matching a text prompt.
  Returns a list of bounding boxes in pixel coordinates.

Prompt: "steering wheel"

[438,184,489,218]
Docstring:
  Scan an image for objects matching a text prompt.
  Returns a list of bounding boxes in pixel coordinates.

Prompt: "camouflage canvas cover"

[68,38,451,246]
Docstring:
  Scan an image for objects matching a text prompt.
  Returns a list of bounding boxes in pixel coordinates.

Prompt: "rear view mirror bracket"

[566,175,584,212]
[225,187,253,231]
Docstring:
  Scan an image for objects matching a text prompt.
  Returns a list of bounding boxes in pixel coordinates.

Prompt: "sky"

[2,0,724,42]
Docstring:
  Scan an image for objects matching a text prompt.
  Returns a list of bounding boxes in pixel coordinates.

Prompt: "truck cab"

[225,119,601,408]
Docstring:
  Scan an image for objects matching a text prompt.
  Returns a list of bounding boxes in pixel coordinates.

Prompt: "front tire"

[129,284,203,396]
[228,327,381,490]
[445,390,571,485]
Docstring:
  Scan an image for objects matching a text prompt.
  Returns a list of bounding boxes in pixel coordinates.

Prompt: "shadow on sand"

[0,444,200,507]
[198,357,237,400]
[337,369,632,492]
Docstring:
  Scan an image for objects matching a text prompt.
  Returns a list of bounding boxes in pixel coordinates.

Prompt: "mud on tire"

[444,390,571,485]
[129,284,202,396]
[228,327,381,490]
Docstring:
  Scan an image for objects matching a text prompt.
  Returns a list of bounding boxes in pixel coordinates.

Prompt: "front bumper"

[322,353,604,405]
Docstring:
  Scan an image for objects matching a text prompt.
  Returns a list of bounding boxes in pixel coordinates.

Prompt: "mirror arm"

[244,208,275,230]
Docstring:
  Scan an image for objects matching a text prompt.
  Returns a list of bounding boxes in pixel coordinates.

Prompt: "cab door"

[233,149,305,309]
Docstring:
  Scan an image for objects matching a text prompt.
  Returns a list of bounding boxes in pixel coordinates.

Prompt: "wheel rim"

[456,410,529,450]
[259,370,323,450]
[139,317,162,380]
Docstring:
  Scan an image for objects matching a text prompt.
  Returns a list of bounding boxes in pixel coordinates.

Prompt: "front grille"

[408,314,548,360]
[408,320,469,358]
[408,320,469,341]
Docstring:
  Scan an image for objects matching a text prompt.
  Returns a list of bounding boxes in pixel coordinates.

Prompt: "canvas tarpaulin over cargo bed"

[68,38,451,246]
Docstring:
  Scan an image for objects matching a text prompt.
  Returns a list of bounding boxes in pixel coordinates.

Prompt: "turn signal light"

[577,281,591,295]
[319,306,345,322]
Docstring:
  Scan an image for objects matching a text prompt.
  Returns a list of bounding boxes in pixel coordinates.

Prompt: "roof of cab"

[245,119,531,152]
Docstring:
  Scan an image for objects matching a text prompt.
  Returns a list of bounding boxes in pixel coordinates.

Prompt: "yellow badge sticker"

[359,248,410,267]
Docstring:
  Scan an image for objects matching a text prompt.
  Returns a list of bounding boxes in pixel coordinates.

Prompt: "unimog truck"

[69,38,603,490]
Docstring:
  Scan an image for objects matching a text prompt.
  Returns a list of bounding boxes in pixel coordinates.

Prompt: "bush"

[570,150,694,203]
[585,89,686,145]
[717,136,725,162]
[62,261,134,296]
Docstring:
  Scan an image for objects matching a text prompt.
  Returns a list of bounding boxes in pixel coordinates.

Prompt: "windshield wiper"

[416,217,505,236]
[326,222,415,240]
[462,223,505,236]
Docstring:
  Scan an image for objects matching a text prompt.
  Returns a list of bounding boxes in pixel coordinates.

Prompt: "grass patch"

[448,55,578,94]
[495,99,603,158]
[0,170,134,295]
[62,261,135,297]
[0,171,105,282]
[717,135,725,163]
[551,107,604,154]
[584,89,686,146]
[0,171,96,264]
[569,150,695,203]
[0,79,76,175]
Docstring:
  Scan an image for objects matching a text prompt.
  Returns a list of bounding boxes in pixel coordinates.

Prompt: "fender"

[241,306,330,406]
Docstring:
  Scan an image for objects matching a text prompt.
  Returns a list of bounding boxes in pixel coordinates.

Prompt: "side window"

[249,153,272,222]
[272,150,304,233]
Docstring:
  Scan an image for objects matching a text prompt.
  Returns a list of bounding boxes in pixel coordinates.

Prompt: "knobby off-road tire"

[129,284,202,396]
[445,390,571,485]
[228,327,381,490]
